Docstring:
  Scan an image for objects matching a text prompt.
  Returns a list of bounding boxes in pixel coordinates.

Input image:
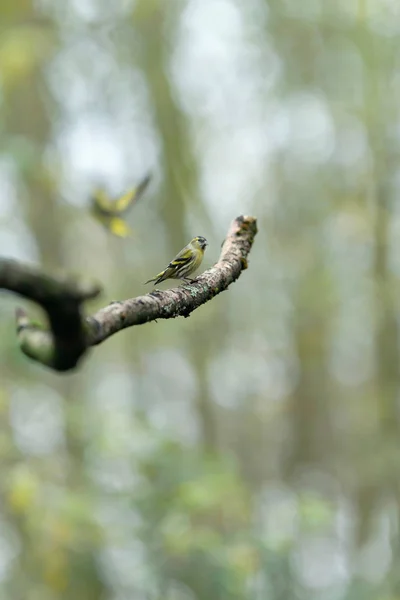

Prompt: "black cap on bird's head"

[194,236,208,250]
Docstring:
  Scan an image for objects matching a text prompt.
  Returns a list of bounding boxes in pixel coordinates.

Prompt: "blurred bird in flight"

[144,236,208,286]
[90,173,151,237]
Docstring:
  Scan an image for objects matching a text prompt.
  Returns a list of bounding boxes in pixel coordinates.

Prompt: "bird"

[144,236,208,285]
[90,173,151,237]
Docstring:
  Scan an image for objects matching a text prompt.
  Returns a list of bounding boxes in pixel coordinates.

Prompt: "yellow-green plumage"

[90,173,151,237]
[145,236,208,285]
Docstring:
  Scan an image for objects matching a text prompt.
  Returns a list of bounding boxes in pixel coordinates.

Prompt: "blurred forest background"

[1,0,400,598]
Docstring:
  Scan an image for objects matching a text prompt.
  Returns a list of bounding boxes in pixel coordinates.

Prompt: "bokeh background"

[1,0,400,598]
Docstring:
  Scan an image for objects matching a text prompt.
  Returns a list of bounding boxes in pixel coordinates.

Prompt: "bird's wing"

[114,173,152,215]
[167,245,193,268]
[91,173,151,217]
[91,189,114,214]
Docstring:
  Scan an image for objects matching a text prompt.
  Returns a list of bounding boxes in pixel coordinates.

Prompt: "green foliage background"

[1,0,400,598]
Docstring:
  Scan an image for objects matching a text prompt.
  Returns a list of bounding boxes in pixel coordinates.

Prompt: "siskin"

[144,236,208,285]
[90,173,151,237]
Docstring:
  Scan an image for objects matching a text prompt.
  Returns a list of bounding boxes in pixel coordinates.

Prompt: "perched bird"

[90,173,151,237]
[144,236,208,285]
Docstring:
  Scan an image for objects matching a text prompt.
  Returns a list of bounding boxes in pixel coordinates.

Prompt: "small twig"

[0,215,257,371]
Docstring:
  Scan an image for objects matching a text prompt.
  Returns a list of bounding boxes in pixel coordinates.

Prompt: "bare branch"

[0,215,257,371]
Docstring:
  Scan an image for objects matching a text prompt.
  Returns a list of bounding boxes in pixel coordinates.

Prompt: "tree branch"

[0,261,101,370]
[0,215,257,371]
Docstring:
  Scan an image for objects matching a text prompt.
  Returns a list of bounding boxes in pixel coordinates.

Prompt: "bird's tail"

[144,270,166,285]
